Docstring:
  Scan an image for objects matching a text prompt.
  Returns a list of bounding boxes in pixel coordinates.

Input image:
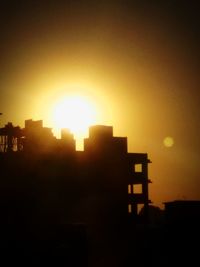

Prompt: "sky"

[0,0,199,207]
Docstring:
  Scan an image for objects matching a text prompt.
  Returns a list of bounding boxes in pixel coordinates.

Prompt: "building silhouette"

[0,119,151,220]
[164,200,200,226]
[0,119,152,266]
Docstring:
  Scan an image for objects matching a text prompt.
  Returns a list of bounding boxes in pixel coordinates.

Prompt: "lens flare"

[163,136,174,147]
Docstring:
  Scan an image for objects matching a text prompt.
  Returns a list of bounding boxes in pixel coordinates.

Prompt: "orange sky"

[0,1,199,208]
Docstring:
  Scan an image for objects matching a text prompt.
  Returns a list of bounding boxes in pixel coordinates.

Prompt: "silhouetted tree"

[140,205,164,225]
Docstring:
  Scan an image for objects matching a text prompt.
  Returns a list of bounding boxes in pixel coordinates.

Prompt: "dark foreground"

[0,221,199,267]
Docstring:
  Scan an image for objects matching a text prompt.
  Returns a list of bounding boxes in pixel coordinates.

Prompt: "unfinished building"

[0,119,151,221]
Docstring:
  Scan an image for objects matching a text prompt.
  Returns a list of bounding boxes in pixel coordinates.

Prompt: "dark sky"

[0,0,199,206]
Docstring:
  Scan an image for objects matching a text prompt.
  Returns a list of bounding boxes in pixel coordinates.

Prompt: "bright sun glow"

[52,95,96,138]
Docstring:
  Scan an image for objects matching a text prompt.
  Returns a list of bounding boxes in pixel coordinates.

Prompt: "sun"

[52,95,96,138]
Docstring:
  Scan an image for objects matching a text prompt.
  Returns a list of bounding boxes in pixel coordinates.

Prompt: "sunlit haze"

[0,1,199,208]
